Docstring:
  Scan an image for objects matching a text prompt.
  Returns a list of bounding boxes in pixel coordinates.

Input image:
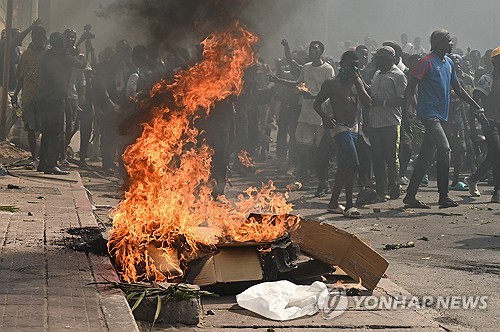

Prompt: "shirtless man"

[313,51,371,218]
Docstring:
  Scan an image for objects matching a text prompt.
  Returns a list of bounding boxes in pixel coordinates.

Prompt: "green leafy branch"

[89,280,216,330]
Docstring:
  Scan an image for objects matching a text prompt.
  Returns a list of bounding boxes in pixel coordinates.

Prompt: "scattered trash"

[236,280,328,321]
[383,241,414,250]
[373,208,381,213]
[7,184,21,189]
[28,212,33,216]
[206,309,215,315]
[422,256,431,260]
[418,236,429,241]
[37,196,44,199]
[0,166,8,176]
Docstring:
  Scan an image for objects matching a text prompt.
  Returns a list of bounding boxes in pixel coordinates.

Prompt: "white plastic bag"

[236,280,329,321]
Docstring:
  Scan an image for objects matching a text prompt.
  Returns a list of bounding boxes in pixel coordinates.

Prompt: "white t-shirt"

[298,62,335,125]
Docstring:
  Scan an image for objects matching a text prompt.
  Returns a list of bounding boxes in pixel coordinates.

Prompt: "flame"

[238,150,254,167]
[108,22,299,283]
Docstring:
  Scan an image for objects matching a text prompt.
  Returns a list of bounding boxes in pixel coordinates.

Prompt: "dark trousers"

[370,125,399,195]
[276,102,300,162]
[78,102,93,160]
[470,121,500,191]
[356,134,373,190]
[315,131,336,187]
[100,111,119,169]
[399,125,412,177]
[407,118,451,196]
[39,99,65,168]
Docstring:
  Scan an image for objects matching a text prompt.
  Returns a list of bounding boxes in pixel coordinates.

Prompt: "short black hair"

[309,40,325,53]
[355,45,369,53]
[49,32,64,48]
[340,50,358,63]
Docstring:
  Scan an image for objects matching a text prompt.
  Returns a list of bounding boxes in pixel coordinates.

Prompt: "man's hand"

[321,114,336,129]
[281,39,289,48]
[11,93,18,108]
[347,70,363,86]
[30,18,42,28]
[475,109,490,130]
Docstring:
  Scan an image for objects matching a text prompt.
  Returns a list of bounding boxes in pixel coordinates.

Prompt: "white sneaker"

[464,176,480,197]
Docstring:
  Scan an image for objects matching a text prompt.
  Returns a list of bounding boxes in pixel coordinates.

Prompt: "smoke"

[97,0,255,44]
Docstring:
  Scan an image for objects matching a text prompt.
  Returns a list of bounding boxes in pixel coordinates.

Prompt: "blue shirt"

[411,53,459,121]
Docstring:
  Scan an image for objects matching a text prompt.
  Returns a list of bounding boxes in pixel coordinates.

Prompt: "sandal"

[403,197,431,209]
[449,182,469,191]
[438,196,459,208]
[327,204,345,214]
[343,207,362,219]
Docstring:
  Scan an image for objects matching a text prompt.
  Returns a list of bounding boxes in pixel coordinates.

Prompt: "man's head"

[374,46,396,71]
[116,39,132,60]
[382,41,402,62]
[408,54,421,71]
[63,29,76,48]
[483,49,493,70]
[414,37,421,48]
[309,40,324,62]
[131,45,148,66]
[49,32,64,49]
[491,46,500,68]
[469,50,481,68]
[339,50,359,80]
[430,29,453,54]
[31,26,47,49]
[355,45,369,67]
[449,54,463,75]
[401,33,408,45]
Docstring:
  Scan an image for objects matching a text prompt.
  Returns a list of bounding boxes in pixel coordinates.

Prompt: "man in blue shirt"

[402,29,487,208]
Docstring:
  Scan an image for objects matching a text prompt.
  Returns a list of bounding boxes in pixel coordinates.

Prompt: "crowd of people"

[3,20,499,218]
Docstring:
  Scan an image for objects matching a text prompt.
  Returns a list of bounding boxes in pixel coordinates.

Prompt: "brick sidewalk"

[0,170,137,332]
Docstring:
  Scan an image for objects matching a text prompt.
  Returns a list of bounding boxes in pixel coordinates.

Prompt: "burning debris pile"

[108,22,300,283]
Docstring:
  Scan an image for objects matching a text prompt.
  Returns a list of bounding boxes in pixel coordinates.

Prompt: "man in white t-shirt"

[270,40,334,187]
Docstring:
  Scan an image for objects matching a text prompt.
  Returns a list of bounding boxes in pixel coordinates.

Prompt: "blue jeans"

[407,118,451,196]
[334,131,359,170]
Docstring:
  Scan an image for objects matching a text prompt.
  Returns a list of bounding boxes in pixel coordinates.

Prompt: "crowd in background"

[2,19,499,217]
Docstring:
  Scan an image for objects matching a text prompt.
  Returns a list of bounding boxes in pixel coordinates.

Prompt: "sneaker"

[492,190,500,203]
[400,176,409,185]
[464,176,481,197]
[421,174,429,187]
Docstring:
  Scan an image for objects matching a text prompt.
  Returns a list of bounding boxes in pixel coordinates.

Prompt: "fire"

[238,150,254,167]
[108,22,299,283]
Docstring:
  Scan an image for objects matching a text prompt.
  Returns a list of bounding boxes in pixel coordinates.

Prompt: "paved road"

[80,158,499,331]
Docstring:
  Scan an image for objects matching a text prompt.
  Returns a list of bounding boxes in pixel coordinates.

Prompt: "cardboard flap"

[193,247,263,286]
[291,219,388,290]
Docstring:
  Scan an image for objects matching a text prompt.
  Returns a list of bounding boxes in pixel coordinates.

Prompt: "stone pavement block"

[0,170,139,331]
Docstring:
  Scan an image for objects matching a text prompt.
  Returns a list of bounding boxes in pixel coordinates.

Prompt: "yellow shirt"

[16,44,45,103]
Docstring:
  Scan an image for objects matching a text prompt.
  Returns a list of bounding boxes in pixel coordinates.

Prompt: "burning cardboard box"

[145,216,388,291]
